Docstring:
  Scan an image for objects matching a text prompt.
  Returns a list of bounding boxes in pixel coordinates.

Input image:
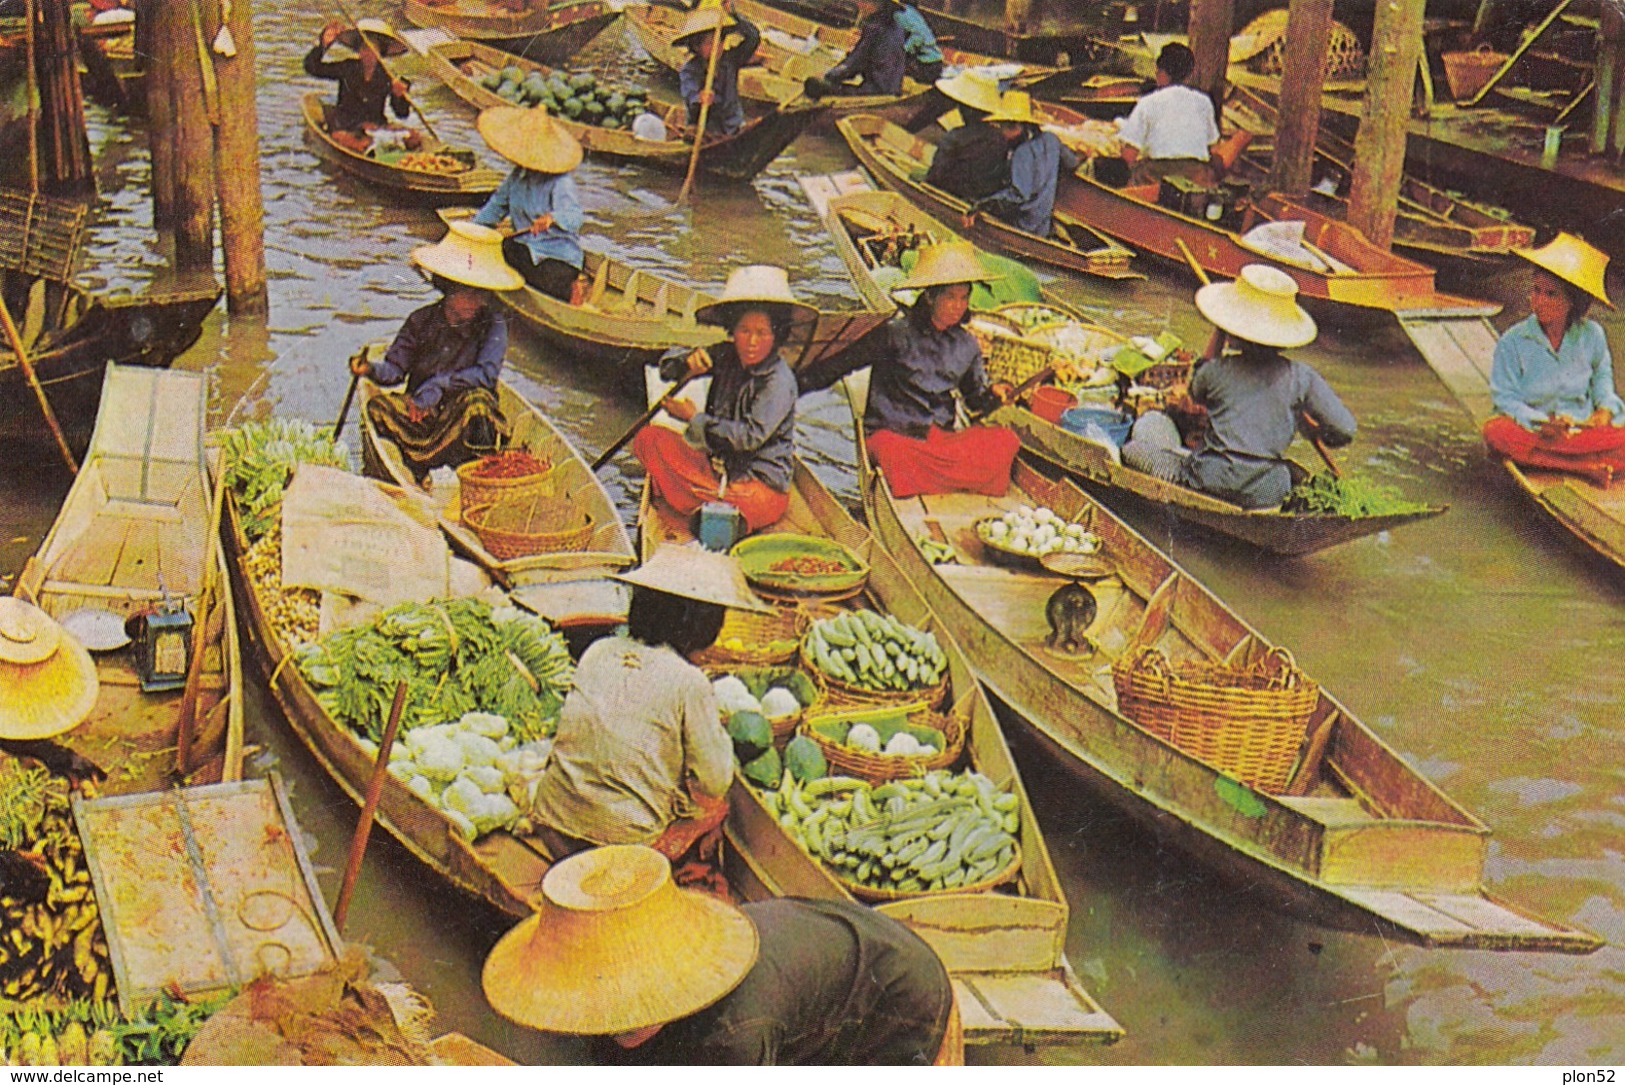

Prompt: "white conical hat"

[411,220,525,292]
[694,265,818,329]
[1194,264,1317,348]
[613,545,772,614]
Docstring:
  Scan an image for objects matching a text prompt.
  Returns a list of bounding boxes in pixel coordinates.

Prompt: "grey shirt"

[683,343,799,493]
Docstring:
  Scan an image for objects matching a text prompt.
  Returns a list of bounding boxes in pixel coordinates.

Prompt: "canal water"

[2,2,1622,1065]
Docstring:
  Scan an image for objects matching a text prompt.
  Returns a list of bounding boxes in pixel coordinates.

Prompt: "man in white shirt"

[1117,42,1221,186]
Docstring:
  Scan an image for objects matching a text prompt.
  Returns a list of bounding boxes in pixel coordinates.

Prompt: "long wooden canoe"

[844,370,1600,952]
[836,113,1141,282]
[424,38,826,182]
[358,373,637,619]
[301,93,503,203]
[13,364,243,791]
[437,207,892,398]
[402,0,619,63]
[636,378,1122,1046]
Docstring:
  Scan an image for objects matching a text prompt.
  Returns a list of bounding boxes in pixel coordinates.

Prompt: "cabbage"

[444,776,485,815]
[760,687,801,720]
[444,808,478,841]
[460,711,510,739]
[455,732,503,768]
[415,734,464,781]
[846,723,881,752]
[713,675,760,716]
[407,774,435,800]
[466,765,507,794]
[387,760,416,782]
[884,732,923,757]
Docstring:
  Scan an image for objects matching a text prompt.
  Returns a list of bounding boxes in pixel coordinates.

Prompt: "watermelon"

[728,710,773,763]
[742,748,782,789]
[784,735,827,783]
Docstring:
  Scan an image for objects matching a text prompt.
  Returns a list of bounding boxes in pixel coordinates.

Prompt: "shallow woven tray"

[799,701,967,783]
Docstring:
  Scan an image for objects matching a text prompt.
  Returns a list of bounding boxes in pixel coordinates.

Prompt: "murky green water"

[2,2,1622,1065]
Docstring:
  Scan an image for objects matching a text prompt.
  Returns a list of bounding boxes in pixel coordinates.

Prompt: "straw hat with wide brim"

[1514,232,1612,308]
[1195,263,1318,348]
[412,220,525,292]
[336,19,408,57]
[984,90,1039,126]
[673,6,737,50]
[477,105,584,175]
[0,598,99,740]
[894,241,1001,294]
[482,845,759,1035]
[613,545,772,614]
[695,265,819,331]
[935,71,1004,116]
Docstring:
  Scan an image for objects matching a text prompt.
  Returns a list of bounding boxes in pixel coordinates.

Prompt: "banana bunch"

[244,527,322,647]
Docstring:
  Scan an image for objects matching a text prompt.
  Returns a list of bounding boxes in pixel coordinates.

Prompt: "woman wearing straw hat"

[528,548,765,892]
[483,844,960,1064]
[970,90,1078,240]
[922,71,1010,203]
[804,0,907,100]
[673,3,761,139]
[471,105,586,302]
[1122,264,1356,510]
[837,241,1021,497]
[304,18,418,155]
[635,266,816,532]
[1483,233,1625,487]
[356,221,523,476]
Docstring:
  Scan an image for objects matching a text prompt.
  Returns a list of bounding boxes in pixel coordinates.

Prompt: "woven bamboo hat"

[1514,232,1612,307]
[1195,263,1317,348]
[482,845,759,1034]
[411,220,525,292]
[894,241,1000,293]
[984,89,1039,125]
[935,70,1003,115]
[0,598,99,740]
[477,105,584,175]
[614,545,772,614]
[337,18,408,57]
[695,265,818,330]
[674,5,737,50]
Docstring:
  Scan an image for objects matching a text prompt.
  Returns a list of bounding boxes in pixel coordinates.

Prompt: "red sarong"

[1482,415,1625,487]
[633,425,789,531]
[867,425,1021,498]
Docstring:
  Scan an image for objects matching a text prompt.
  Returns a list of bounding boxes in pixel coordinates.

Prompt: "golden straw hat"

[1195,263,1318,348]
[894,240,1001,293]
[695,265,818,329]
[0,598,99,741]
[673,5,737,50]
[613,545,772,614]
[411,220,525,292]
[477,105,585,175]
[1514,232,1612,308]
[337,18,408,57]
[984,90,1039,125]
[935,71,1003,115]
[482,845,759,1035]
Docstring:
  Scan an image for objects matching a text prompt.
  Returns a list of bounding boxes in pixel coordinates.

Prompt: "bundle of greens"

[217,418,352,540]
[296,599,572,744]
[1285,473,1431,518]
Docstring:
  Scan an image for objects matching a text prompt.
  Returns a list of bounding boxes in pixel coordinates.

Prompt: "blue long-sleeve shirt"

[372,301,507,411]
[856,306,999,439]
[679,15,761,137]
[987,129,1077,237]
[1490,314,1625,428]
[303,43,409,132]
[473,167,585,270]
[824,11,905,96]
[894,4,942,65]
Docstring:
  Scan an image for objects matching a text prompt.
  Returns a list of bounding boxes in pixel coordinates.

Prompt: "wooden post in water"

[202,0,269,313]
[1594,4,1625,155]
[166,0,217,273]
[1347,0,1425,251]
[1268,0,1334,198]
[33,0,94,196]
[1187,0,1234,106]
[1004,0,1032,34]
[139,0,176,231]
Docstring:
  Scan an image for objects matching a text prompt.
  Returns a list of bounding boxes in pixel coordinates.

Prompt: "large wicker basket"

[462,498,593,560]
[840,842,1021,902]
[800,637,951,712]
[798,700,967,783]
[1112,645,1317,794]
[691,600,838,669]
[1443,45,1508,101]
[456,455,558,513]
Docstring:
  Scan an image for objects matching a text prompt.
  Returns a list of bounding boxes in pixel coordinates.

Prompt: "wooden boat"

[402,0,619,63]
[12,364,244,792]
[843,370,1600,952]
[424,37,826,183]
[358,373,638,615]
[300,93,504,203]
[835,113,1141,282]
[636,380,1122,1046]
[437,207,892,398]
[739,0,1088,65]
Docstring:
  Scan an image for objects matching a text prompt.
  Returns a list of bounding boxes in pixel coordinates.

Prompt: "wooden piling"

[1004,0,1032,34]
[1347,0,1425,251]
[202,0,269,313]
[166,0,217,273]
[1595,4,1625,155]
[32,0,94,196]
[1187,0,1234,106]
[1268,0,1334,198]
[141,0,177,231]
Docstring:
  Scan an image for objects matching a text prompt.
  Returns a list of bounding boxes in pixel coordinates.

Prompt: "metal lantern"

[128,596,193,693]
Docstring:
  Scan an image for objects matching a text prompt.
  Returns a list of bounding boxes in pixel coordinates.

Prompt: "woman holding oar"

[472,106,586,302]
[673,2,760,138]
[303,18,419,155]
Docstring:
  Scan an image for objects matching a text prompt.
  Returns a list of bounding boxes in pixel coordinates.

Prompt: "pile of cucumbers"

[803,610,947,694]
[477,66,649,131]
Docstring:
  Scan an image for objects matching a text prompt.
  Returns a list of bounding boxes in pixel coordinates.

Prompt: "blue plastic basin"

[1059,406,1132,447]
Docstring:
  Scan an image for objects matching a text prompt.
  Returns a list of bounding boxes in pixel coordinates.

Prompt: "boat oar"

[677,16,725,204]
[334,680,409,931]
[331,0,440,144]
[969,365,1055,423]
[174,460,231,778]
[0,293,77,474]
[333,348,367,440]
[591,370,701,471]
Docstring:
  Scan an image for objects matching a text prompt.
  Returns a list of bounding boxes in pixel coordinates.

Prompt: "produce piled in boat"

[712,668,819,725]
[801,610,946,695]
[1283,474,1434,518]
[480,67,649,131]
[218,419,351,540]
[977,505,1101,559]
[241,526,323,648]
[374,710,551,841]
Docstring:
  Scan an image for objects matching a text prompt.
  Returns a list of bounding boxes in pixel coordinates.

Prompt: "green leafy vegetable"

[218,418,352,540]
[1283,474,1430,518]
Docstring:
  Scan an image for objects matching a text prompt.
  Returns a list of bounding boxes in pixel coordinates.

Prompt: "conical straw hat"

[894,241,1001,293]
[0,598,99,740]
[337,18,408,57]
[482,845,759,1034]
[984,90,1039,125]
[411,220,525,292]
[674,5,736,50]
[935,70,1003,115]
[477,105,584,175]
[695,265,818,329]
[613,545,772,614]
[1195,263,1317,348]
[1514,232,1612,307]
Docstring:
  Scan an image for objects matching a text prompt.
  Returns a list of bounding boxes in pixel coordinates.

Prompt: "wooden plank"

[112,519,165,593]
[50,516,133,588]
[1397,314,1499,425]
[876,895,1065,973]
[955,968,1122,1043]
[1333,887,1478,938]
[1414,892,1575,938]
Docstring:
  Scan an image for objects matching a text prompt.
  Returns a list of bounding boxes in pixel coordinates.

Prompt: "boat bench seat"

[1272,794,1375,827]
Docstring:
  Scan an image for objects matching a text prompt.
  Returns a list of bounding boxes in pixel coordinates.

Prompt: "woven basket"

[800,638,950,712]
[1443,46,1508,101]
[703,663,824,748]
[463,498,593,560]
[456,455,558,513]
[840,842,1022,902]
[690,600,836,669]
[1112,645,1317,794]
[980,330,1057,388]
[799,700,967,783]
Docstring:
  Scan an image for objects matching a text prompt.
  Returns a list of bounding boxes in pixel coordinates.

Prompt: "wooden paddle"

[677,14,726,204]
[591,368,702,470]
[334,680,409,931]
[175,460,231,777]
[0,293,77,474]
[333,348,367,440]
[331,0,440,144]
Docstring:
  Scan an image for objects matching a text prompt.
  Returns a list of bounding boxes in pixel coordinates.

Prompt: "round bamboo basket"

[839,842,1022,902]
[463,499,593,559]
[798,703,965,783]
[800,639,950,712]
[690,599,837,669]
[455,455,557,512]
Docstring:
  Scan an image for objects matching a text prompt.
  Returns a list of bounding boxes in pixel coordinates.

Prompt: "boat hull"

[300,94,503,203]
[403,0,620,63]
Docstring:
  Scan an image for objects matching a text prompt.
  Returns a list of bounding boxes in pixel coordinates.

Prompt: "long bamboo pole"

[0,295,78,474]
[24,0,38,192]
[333,0,440,143]
[677,17,725,204]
